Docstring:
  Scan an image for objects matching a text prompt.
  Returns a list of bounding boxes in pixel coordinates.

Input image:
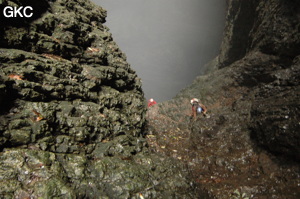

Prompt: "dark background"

[92,0,226,101]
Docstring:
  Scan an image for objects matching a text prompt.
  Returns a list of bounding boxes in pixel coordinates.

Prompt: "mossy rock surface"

[0,148,196,198]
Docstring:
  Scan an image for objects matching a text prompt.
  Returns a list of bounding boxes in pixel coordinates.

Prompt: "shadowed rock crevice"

[218,0,259,68]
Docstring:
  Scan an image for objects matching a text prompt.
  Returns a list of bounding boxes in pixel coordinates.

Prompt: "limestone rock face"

[0,0,195,198]
[0,0,145,153]
[219,0,300,161]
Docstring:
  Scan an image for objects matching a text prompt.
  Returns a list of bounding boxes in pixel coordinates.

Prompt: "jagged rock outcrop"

[0,0,145,153]
[0,0,196,198]
[147,0,300,198]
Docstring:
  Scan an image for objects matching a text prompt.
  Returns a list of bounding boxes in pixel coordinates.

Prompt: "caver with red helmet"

[148,98,157,107]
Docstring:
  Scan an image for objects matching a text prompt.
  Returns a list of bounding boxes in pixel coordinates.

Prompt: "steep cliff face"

[0,0,196,198]
[147,0,300,198]
[219,0,300,161]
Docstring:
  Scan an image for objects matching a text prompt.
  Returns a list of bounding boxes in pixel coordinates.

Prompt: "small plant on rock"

[231,189,250,199]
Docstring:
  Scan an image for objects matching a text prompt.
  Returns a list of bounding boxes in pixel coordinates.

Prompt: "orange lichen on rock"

[8,74,23,80]
[32,110,44,122]
[41,53,64,61]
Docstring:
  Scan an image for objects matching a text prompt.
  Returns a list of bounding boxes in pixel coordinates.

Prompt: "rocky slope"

[147,0,300,198]
[0,0,197,198]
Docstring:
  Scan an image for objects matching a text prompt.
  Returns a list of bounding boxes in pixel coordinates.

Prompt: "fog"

[92,0,226,102]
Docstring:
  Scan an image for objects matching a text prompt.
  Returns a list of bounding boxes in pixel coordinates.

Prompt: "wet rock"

[0,148,196,198]
[250,56,300,161]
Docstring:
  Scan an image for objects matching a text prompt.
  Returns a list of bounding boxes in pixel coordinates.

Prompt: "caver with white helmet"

[190,98,199,104]
[190,98,207,118]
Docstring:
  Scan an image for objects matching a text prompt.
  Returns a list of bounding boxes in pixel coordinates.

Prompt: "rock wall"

[219,0,300,67]
[218,0,259,67]
[218,0,300,161]
[0,0,196,198]
[0,0,145,154]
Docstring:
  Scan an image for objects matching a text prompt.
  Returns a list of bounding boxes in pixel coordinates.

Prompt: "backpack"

[196,106,202,114]
[192,102,202,114]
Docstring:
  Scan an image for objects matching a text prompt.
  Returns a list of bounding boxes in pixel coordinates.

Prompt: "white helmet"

[190,98,199,104]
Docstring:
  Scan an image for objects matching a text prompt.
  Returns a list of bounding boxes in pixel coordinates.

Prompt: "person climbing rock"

[190,98,207,118]
[148,98,157,107]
